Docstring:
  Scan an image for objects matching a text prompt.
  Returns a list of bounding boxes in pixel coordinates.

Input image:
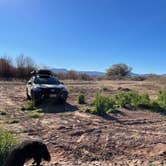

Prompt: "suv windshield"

[34,77,60,85]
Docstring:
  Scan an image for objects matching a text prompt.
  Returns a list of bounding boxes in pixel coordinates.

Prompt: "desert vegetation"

[0,129,17,165]
[0,79,165,165]
[106,63,132,79]
[1,55,166,83]
[55,70,94,81]
[27,111,42,119]
[0,55,36,80]
[92,94,116,115]
[82,90,166,116]
[78,94,86,104]
[0,55,94,81]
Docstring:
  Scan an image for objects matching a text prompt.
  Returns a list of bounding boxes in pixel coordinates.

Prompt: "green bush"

[106,108,118,114]
[27,111,41,119]
[0,129,17,164]
[21,100,36,111]
[82,108,93,113]
[138,93,151,108]
[115,91,152,110]
[7,119,20,124]
[102,87,109,91]
[150,101,163,112]
[93,94,116,115]
[115,91,140,110]
[35,109,43,113]
[156,90,166,110]
[131,76,146,81]
[0,109,7,116]
[78,94,86,104]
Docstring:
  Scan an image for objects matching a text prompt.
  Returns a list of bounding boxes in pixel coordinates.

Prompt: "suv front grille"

[48,88,62,94]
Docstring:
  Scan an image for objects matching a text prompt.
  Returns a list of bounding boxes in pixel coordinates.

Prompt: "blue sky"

[0,0,166,74]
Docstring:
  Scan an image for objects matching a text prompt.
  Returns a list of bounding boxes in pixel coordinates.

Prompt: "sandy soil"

[0,80,165,166]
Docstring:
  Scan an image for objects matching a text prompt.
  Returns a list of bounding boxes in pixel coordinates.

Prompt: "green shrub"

[150,101,163,112]
[115,91,153,110]
[138,93,151,108]
[35,109,43,113]
[131,76,146,81]
[102,87,109,91]
[106,108,119,114]
[82,108,93,113]
[93,94,116,115]
[27,112,41,119]
[78,94,86,104]
[7,119,20,124]
[0,129,17,164]
[21,100,36,111]
[156,90,166,110]
[115,91,141,110]
[0,109,7,116]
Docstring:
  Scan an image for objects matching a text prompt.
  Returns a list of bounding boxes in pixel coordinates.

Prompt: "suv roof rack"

[31,69,53,77]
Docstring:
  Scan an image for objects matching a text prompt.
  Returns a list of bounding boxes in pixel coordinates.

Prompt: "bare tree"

[24,56,36,77]
[66,70,79,80]
[0,55,14,79]
[16,54,36,79]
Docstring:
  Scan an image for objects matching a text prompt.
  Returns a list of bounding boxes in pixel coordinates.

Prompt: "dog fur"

[3,140,51,166]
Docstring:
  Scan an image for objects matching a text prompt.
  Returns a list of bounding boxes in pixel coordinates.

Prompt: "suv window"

[34,77,60,85]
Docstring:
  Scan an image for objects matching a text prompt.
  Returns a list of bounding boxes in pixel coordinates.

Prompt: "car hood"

[34,84,66,89]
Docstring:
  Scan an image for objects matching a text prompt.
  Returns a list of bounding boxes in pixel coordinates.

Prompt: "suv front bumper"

[32,88,68,101]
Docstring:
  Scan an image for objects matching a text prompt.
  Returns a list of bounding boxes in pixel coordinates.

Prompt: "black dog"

[3,140,51,166]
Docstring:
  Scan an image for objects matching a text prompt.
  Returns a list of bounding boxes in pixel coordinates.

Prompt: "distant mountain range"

[130,72,140,76]
[51,68,105,76]
[51,68,166,77]
[52,68,68,74]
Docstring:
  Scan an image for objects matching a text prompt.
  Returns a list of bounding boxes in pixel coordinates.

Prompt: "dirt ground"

[0,80,166,166]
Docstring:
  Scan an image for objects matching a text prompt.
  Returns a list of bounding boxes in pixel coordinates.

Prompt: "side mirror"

[60,82,64,85]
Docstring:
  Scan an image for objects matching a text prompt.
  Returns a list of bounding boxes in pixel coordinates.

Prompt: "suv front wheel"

[59,92,68,104]
[31,90,42,105]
